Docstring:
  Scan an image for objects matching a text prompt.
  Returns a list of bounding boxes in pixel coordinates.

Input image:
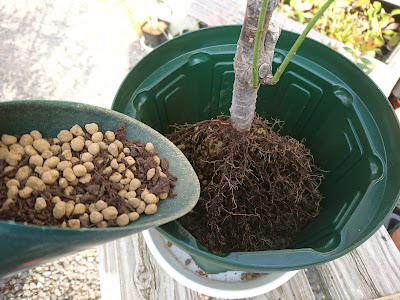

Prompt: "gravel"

[0,248,101,299]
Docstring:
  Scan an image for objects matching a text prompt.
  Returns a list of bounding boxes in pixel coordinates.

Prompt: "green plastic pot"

[0,100,200,277]
[112,26,400,273]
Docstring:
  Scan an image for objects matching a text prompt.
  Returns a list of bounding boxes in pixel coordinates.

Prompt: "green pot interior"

[112,26,400,272]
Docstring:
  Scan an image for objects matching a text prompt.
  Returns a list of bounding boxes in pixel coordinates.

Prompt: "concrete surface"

[0,0,147,108]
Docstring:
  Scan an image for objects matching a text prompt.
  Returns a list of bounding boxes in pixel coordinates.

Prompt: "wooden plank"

[256,271,315,300]
[98,233,315,300]
[309,226,400,300]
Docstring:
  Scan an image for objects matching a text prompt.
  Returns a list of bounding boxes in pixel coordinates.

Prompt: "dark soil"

[0,123,177,227]
[168,116,323,253]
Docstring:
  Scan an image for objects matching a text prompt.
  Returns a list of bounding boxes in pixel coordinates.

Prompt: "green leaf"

[382,30,396,36]
[374,35,385,47]
[343,46,355,53]
[356,62,368,70]
[360,57,375,66]
[373,1,381,13]
[390,9,400,16]
[389,33,400,48]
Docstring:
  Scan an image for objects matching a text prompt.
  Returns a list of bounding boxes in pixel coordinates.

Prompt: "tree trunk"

[229,0,281,132]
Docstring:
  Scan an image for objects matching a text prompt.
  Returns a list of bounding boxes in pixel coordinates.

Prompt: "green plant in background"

[278,0,400,72]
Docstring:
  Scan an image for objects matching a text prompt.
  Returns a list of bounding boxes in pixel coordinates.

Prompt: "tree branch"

[230,0,280,132]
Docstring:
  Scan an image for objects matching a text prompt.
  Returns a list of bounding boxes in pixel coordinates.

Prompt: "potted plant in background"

[124,0,200,50]
[112,0,400,296]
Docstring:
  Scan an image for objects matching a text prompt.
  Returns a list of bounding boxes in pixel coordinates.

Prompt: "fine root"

[168,116,323,253]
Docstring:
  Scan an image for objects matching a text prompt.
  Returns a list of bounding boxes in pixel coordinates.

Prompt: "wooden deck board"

[309,226,400,300]
[99,226,400,299]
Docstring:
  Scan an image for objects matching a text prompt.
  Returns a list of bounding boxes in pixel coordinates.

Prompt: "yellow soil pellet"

[32,139,51,153]
[128,212,140,222]
[0,148,8,160]
[109,172,122,183]
[88,143,100,155]
[41,150,53,159]
[34,197,47,211]
[15,165,32,181]
[144,193,158,204]
[159,192,168,200]
[73,203,86,215]
[1,199,14,211]
[102,206,118,220]
[80,152,93,163]
[128,179,141,192]
[95,200,107,211]
[83,162,94,172]
[5,151,21,166]
[90,211,103,223]
[85,123,99,134]
[116,214,129,227]
[70,138,85,152]
[126,198,141,209]
[57,161,72,171]
[125,191,137,200]
[79,174,91,184]
[7,186,19,199]
[65,201,75,217]
[63,168,77,182]
[144,204,158,215]
[53,202,67,219]
[19,134,33,147]
[1,134,17,145]
[110,159,119,169]
[118,189,128,198]
[59,178,68,189]
[72,164,87,177]
[51,196,62,204]
[117,164,125,173]
[114,140,123,150]
[136,201,146,214]
[19,186,33,199]
[145,142,154,152]
[124,156,135,166]
[91,132,103,143]
[57,130,73,143]
[29,155,43,167]
[42,170,60,185]
[24,145,38,156]
[104,131,115,142]
[68,219,80,229]
[61,142,71,151]
[43,156,60,169]
[50,145,61,155]
[6,179,20,189]
[30,130,42,140]
[97,221,108,228]
[70,124,85,136]
[64,186,75,196]
[62,149,73,161]
[9,144,24,156]
[108,143,119,157]
[141,188,150,200]
[26,176,46,191]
